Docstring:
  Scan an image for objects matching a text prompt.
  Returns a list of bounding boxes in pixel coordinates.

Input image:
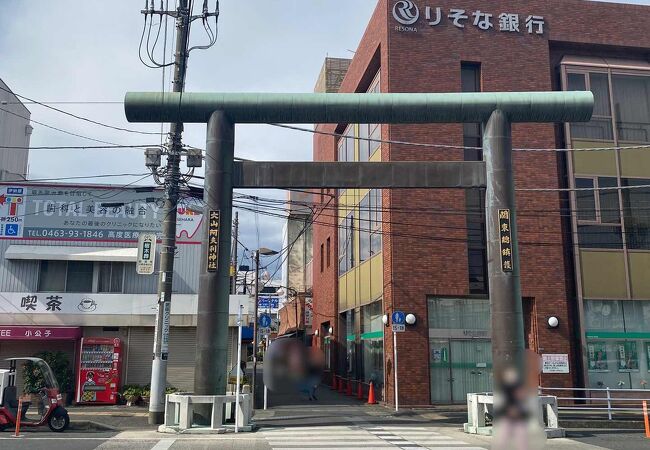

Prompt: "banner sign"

[617,341,639,372]
[587,341,609,372]
[0,184,202,243]
[0,325,81,340]
[498,209,514,272]
[207,210,220,272]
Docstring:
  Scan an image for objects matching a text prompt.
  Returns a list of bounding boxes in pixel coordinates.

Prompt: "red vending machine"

[76,337,122,404]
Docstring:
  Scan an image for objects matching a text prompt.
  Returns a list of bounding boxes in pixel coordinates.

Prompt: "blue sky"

[1,0,649,269]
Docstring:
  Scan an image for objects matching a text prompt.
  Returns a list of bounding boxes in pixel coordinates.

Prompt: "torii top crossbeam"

[124,91,593,124]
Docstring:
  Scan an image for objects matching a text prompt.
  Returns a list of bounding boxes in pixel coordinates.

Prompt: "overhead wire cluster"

[139,0,219,69]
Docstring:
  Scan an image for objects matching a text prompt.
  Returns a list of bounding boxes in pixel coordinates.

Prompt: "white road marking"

[150,438,176,450]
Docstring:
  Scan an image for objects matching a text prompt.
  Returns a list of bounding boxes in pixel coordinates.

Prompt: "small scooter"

[0,357,70,432]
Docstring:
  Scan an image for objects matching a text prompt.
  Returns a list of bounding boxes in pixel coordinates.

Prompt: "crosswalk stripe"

[262,424,487,450]
[266,439,386,443]
[271,448,395,450]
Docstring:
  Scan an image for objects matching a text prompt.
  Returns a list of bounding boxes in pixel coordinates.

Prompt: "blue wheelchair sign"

[4,224,19,237]
[392,311,405,325]
[259,314,272,328]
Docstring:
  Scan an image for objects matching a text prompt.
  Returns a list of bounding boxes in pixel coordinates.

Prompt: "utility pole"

[231,212,239,294]
[147,0,191,426]
[140,0,219,425]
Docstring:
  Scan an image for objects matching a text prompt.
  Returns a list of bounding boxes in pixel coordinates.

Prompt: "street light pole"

[251,247,278,409]
[252,249,260,408]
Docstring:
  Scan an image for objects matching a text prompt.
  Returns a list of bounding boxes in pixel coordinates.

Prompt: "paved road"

[565,429,649,450]
[3,422,649,449]
[2,384,647,449]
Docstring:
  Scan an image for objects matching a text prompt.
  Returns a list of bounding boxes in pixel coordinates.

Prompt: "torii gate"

[125,91,593,416]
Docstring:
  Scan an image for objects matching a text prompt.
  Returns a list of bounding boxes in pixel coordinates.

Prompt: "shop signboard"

[0,292,249,317]
[587,341,609,372]
[258,296,280,312]
[136,232,157,275]
[391,1,546,35]
[0,325,81,340]
[542,354,570,374]
[304,297,313,327]
[617,341,639,372]
[0,183,202,243]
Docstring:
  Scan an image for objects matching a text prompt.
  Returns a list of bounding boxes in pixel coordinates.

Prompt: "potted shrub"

[140,385,150,406]
[121,385,142,406]
[23,351,73,407]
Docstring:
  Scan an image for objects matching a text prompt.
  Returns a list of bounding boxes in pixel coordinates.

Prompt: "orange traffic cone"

[367,381,377,405]
[357,381,363,400]
[332,375,337,390]
[346,378,353,396]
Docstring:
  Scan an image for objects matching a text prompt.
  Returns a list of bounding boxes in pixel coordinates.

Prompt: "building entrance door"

[429,338,492,404]
[450,340,492,403]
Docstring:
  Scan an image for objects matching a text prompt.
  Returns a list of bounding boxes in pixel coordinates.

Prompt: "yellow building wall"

[580,250,627,299]
[629,252,650,300]
[338,124,384,312]
[572,140,617,177]
[620,148,650,178]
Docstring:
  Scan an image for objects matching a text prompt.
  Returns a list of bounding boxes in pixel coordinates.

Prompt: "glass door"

[450,340,492,403]
[429,339,452,403]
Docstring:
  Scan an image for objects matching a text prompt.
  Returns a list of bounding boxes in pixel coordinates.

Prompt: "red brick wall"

[311,0,650,405]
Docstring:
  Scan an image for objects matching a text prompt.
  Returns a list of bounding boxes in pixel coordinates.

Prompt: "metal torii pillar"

[124,91,593,404]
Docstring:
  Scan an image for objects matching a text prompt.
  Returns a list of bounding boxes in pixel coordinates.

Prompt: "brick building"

[311,0,650,406]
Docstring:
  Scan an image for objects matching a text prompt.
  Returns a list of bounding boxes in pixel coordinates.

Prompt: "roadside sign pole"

[235,303,243,433]
[393,330,398,412]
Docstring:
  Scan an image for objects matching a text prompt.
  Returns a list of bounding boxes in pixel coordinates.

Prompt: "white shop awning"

[4,245,138,262]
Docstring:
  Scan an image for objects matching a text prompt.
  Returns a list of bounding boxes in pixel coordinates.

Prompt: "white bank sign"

[392,0,545,35]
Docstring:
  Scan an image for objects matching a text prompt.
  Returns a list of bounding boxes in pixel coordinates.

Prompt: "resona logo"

[392,0,419,26]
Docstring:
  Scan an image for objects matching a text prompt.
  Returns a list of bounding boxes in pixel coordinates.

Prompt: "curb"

[560,419,645,430]
[70,420,120,432]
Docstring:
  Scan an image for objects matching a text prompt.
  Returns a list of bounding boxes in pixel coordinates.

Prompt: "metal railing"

[539,386,650,420]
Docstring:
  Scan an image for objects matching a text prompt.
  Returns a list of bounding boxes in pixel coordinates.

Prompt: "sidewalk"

[66,404,155,431]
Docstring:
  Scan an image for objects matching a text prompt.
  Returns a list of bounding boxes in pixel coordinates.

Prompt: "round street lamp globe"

[382,314,389,325]
[548,316,559,328]
[405,313,416,325]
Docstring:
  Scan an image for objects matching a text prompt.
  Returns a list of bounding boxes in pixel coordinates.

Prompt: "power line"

[0,106,145,148]
[269,123,650,153]
[234,203,635,249]
[0,144,159,150]
[234,199,643,240]
[22,172,152,183]
[0,84,163,135]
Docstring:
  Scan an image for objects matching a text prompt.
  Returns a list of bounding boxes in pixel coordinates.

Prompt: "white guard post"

[160,392,253,434]
[464,393,564,438]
